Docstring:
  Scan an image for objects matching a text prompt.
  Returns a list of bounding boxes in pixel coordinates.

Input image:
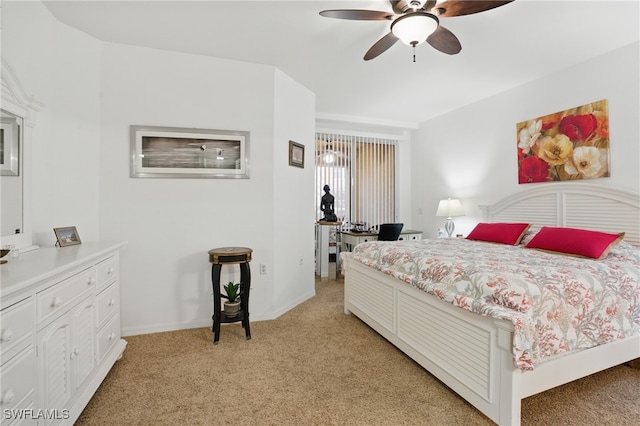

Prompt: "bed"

[340,183,639,425]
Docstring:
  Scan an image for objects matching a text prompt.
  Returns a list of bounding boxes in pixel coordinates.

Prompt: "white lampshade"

[391,12,439,46]
[435,198,464,218]
[436,198,464,238]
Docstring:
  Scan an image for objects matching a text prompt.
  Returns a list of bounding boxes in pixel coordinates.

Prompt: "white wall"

[99,43,268,334]
[411,42,640,238]
[3,1,317,336]
[272,69,316,315]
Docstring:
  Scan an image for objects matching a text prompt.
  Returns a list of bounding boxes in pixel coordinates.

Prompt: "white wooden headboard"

[480,183,640,246]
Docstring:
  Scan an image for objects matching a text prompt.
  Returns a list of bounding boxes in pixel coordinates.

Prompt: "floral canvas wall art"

[517,99,609,184]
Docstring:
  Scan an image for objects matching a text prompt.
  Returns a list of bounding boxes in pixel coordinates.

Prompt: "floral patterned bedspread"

[343,238,640,370]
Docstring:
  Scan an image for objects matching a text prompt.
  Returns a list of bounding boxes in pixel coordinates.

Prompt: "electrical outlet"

[260,264,267,274]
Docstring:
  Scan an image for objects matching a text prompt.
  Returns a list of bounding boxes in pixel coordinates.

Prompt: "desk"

[339,229,423,252]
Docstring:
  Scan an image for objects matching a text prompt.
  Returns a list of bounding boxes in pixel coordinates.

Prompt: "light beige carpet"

[77,277,640,425]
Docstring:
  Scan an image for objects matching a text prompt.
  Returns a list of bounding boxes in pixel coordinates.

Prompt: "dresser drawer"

[96,283,120,327]
[3,395,35,426]
[0,298,34,363]
[36,268,96,326]
[398,233,421,241]
[96,255,119,292]
[0,347,35,413]
[97,314,121,362]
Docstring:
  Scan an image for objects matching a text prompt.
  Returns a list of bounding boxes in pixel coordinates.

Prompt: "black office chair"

[377,223,404,241]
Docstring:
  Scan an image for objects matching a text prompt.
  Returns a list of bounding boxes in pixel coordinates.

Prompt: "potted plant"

[223,281,242,318]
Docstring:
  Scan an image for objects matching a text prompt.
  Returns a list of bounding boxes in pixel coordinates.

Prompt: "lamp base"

[444,218,455,238]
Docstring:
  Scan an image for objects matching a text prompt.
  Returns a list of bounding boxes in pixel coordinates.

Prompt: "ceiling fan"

[320,0,514,61]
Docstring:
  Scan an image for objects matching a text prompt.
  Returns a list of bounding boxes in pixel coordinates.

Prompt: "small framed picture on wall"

[289,140,304,168]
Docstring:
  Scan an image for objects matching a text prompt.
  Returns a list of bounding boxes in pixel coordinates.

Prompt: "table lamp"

[436,198,465,238]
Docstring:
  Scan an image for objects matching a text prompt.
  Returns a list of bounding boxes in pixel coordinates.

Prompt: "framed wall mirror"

[1,58,44,252]
[0,109,23,236]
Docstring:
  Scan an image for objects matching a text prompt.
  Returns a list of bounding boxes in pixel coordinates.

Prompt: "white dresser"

[0,242,127,425]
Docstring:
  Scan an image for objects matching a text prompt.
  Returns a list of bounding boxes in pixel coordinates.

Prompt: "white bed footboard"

[343,256,640,426]
[344,257,520,425]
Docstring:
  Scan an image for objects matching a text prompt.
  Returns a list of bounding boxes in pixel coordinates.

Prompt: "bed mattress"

[343,238,640,370]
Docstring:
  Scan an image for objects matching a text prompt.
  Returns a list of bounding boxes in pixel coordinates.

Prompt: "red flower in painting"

[595,112,609,138]
[519,156,549,183]
[541,112,562,131]
[558,114,597,141]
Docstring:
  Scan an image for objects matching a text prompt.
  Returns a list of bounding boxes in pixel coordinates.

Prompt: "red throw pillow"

[466,223,531,245]
[525,226,624,259]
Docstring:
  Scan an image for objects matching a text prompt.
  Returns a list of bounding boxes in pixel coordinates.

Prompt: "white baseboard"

[121,289,316,337]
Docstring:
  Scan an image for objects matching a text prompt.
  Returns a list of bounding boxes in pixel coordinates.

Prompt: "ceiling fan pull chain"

[413,44,416,63]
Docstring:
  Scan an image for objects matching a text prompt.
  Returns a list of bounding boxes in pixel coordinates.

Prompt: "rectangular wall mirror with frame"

[0,58,44,252]
[1,109,23,237]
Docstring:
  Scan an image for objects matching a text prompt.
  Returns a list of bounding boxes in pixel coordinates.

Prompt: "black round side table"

[208,247,253,344]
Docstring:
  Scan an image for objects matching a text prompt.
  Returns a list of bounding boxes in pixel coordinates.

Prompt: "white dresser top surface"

[1,241,126,301]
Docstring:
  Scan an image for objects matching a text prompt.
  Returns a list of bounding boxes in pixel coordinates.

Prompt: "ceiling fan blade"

[427,25,462,55]
[364,32,399,61]
[435,0,514,18]
[319,9,394,20]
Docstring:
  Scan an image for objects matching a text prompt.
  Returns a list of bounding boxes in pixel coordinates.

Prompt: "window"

[315,132,397,231]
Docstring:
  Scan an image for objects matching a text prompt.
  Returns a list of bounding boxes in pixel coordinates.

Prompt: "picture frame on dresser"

[54,226,81,247]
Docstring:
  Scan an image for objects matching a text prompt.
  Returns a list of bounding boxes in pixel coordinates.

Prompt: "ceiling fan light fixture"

[324,152,336,164]
[391,12,439,46]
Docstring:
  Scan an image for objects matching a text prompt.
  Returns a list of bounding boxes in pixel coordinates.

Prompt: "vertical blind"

[315,132,397,231]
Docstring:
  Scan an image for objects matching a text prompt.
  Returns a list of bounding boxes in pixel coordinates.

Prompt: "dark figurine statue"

[320,184,338,222]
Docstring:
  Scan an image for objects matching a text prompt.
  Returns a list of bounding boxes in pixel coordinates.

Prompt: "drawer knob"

[0,329,14,342]
[1,389,15,405]
[108,332,116,341]
[88,276,96,285]
[108,267,115,275]
[108,298,116,307]
[51,296,63,308]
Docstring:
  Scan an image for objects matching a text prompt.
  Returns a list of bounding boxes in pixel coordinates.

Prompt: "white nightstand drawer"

[97,314,121,362]
[96,255,118,291]
[0,298,34,362]
[36,268,95,326]
[96,283,120,327]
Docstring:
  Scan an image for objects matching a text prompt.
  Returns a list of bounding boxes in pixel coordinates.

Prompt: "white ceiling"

[43,0,639,127]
